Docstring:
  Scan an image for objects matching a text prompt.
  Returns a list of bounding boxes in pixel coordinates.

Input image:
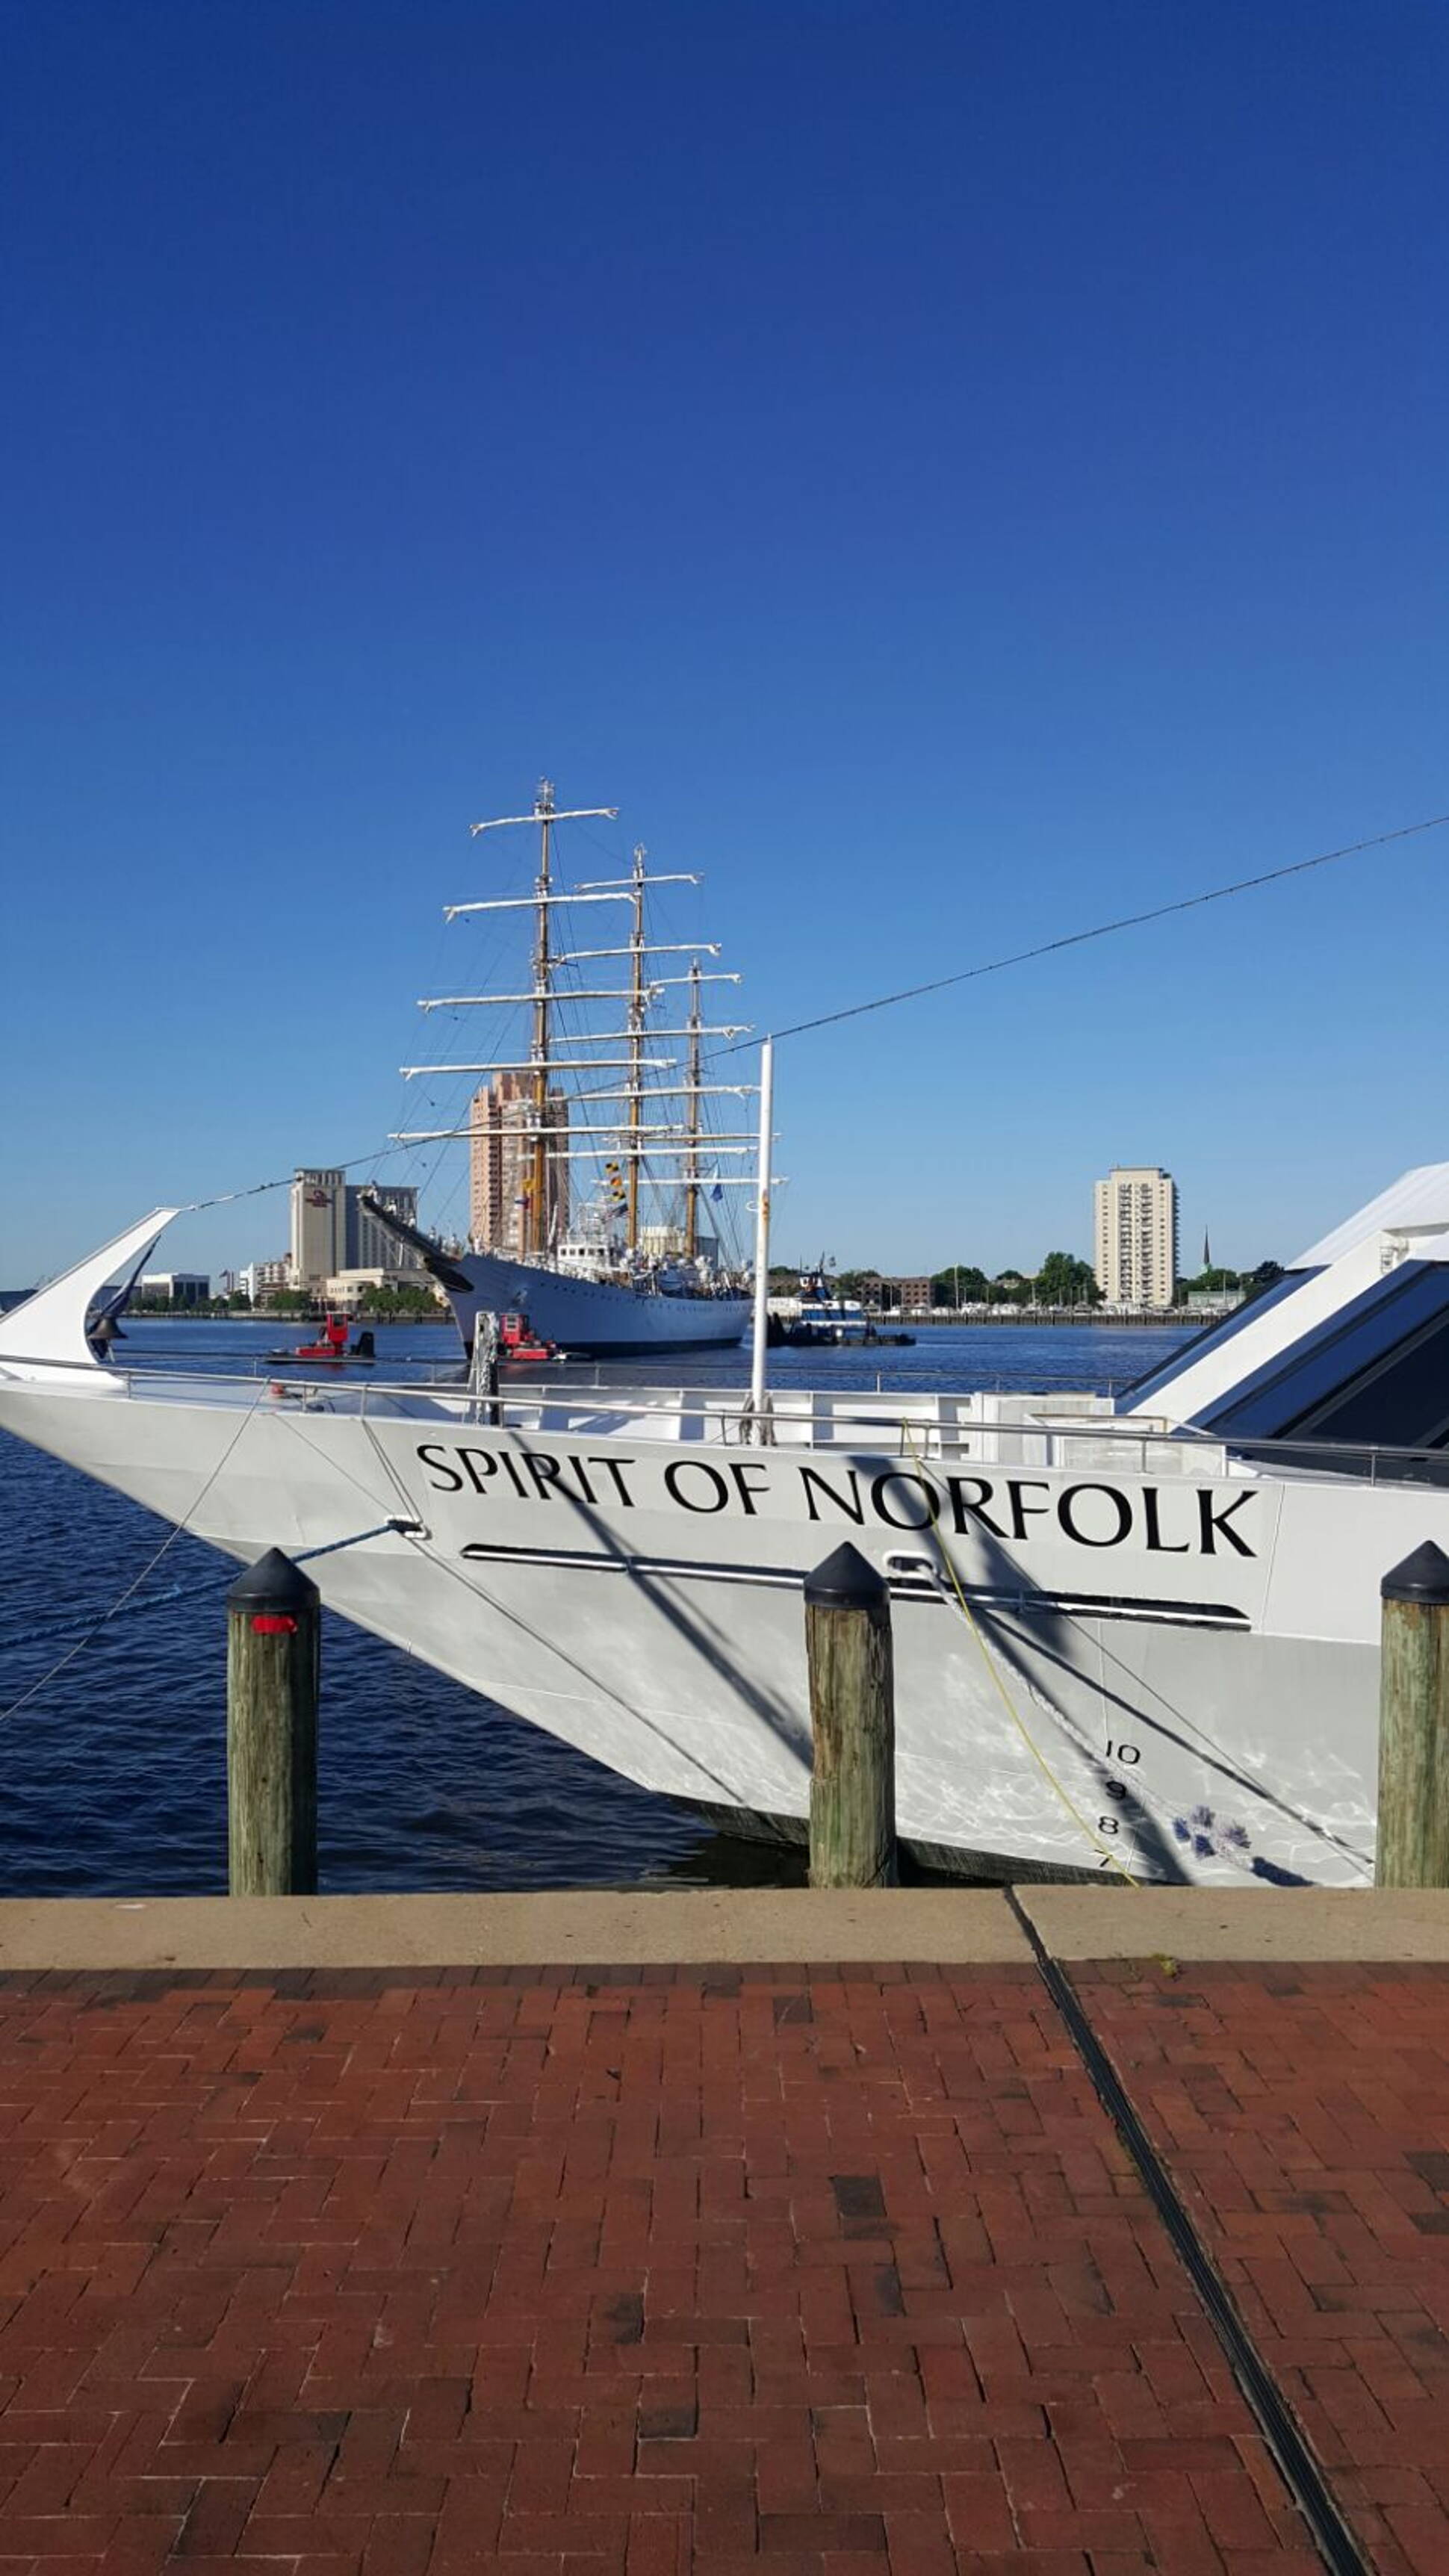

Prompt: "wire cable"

[181,809,1449,1205]
[723,810,1449,1053]
[0,1520,408,1661]
[0,1393,265,1722]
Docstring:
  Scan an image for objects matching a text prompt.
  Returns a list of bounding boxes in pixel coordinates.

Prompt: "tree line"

[129,1284,447,1320]
[769,1255,1284,1310]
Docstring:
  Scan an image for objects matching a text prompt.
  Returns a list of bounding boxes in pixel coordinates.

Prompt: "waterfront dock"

[1,1889,1447,2574]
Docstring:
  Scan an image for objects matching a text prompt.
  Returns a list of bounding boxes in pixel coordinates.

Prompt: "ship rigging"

[387,781,758,1357]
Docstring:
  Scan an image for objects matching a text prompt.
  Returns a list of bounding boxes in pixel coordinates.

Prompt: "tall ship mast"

[383,781,758,1356]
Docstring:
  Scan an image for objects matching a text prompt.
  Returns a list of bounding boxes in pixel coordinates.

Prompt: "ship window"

[1285,1312,1449,1448]
[1198,1262,1449,1442]
[1117,1269,1314,1407]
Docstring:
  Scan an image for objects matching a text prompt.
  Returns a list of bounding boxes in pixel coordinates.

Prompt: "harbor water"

[0,1318,1194,1897]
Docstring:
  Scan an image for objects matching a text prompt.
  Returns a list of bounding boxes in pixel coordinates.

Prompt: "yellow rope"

[903,1424,1141,1887]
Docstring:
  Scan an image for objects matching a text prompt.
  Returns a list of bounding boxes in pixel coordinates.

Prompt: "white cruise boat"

[383,781,753,1356]
[6,1164,1449,1887]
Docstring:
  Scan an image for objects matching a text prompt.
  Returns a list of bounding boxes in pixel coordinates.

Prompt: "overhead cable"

[743,810,1449,1049]
[187,809,1449,1206]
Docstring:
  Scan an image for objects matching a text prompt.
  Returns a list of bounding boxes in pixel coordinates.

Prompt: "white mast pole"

[748,1034,774,1420]
[625,845,646,1253]
[684,959,701,1264]
[529,780,554,1258]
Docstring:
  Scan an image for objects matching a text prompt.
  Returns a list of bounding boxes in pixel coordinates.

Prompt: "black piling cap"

[227,1547,321,1612]
[804,1541,890,1612]
[1382,1539,1449,1606]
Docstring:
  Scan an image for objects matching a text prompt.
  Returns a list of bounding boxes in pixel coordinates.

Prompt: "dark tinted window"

[1119,1269,1315,1408]
[1202,1262,1449,1443]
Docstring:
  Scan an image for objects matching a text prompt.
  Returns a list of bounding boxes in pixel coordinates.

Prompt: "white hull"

[452,1249,750,1356]
[0,1367,1402,1888]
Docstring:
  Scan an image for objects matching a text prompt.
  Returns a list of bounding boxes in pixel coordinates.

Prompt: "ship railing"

[7,1351,1449,1484]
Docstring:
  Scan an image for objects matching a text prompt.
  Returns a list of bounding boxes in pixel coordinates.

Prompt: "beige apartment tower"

[1094,1165,1178,1309]
[468,1073,569,1255]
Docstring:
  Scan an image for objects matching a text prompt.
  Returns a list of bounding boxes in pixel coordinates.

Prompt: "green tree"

[929,1264,990,1306]
[1178,1264,1241,1299]
[358,1284,446,1320]
[1034,1251,1102,1308]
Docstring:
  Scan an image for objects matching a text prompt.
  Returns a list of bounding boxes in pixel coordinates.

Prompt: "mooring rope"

[900,1424,1141,1884]
[0,1510,406,1713]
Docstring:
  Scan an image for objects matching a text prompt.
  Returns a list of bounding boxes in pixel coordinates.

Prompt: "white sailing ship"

[384,782,754,1356]
[5,1161,1449,1887]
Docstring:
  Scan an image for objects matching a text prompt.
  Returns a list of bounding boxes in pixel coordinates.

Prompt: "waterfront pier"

[1,1888,1446,2572]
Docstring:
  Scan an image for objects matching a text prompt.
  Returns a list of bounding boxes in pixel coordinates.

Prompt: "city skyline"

[31,1127,1253,1299]
[192,1158,1245,1303]
[0,1064,1279,1300]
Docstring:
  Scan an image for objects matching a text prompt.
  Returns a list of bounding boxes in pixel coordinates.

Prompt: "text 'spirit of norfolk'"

[415,1443,1257,1557]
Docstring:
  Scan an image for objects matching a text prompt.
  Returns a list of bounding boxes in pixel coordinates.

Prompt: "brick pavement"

[0,1961,1330,2575]
[1074,1961,1449,2576]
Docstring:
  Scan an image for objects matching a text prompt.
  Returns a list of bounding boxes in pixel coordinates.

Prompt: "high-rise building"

[468,1073,569,1253]
[1094,1166,1179,1309]
[345,1184,421,1271]
[291,1172,429,1288]
[290,1168,345,1288]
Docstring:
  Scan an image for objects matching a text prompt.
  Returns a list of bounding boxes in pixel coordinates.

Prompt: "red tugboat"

[267,1315,376,1365]
[498,1310,557,1364]
[294,1313,350,1361]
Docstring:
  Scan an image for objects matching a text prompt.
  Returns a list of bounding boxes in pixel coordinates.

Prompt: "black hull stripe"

[455,1541,1249,1628]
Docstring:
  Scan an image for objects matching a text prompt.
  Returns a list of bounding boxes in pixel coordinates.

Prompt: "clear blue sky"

[2,0,1445,1287]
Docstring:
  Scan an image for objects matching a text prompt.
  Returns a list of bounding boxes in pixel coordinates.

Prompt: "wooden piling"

[1377,1539,1449,1888]
[226,1549,320,1896]
[804,1542,898,1889]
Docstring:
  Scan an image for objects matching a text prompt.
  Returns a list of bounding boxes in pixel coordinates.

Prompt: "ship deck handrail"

[4,1351,1449,1483]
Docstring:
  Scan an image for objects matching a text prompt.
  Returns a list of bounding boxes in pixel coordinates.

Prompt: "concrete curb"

[1018,1884,1449,1961]
[4,1887,1449,1973]
[0,1888,1033,1970]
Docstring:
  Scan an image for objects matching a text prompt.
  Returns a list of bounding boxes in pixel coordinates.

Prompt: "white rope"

[0,1500,409,1715]
[0,1394,266,1723]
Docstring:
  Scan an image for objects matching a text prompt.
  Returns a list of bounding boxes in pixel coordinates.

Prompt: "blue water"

[0,1318,1194,1896]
